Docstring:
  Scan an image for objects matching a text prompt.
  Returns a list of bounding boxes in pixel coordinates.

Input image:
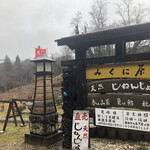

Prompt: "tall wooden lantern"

[25,52,63,146]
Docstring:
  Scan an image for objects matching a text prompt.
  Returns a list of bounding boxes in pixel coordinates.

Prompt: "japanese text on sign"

[88,80,150,93]
[72,110,89,150]
[95,108,150,132]
[86,62,150,79]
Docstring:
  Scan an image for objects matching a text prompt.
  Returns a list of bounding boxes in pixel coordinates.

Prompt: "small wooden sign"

[95,108,150,132]
[88,94,150,110]
[72,110,89,150]
[86,61,150,79]
[87,79,150,94]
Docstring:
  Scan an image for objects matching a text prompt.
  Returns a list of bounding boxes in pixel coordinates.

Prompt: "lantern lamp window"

[37,62,43,72]
[45,62,51,72]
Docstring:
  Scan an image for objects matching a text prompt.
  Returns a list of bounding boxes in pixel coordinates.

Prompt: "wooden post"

[14,100,25,126]
[115,41,126,60]
[75,47,87,110]
[2,102,13,131]
[12,102,17,126]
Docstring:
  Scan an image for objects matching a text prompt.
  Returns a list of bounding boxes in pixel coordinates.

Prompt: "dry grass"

[0,123,150,150]
[0,123,62,150]
[0,102,33,118]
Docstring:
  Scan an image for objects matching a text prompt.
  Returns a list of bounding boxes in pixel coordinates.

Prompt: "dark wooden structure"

[0,99,33,132]
[56,22,150,148]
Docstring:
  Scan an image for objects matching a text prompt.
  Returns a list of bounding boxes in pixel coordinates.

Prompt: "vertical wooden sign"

[72,110,89,150]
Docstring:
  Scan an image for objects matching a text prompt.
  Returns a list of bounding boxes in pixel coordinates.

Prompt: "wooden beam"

[56,22,150,50]
[87,93,150,110]
[87,79,150,94]
[61,52,150,66]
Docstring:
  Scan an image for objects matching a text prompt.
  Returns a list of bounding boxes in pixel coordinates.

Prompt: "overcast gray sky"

[0,0,150,60]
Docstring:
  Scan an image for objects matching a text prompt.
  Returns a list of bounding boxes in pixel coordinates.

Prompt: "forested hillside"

[0,55,34,92]
[0,54,72,92]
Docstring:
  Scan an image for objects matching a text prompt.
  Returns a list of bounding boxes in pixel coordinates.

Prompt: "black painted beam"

[61,52,150,66]
[55,23,150,50]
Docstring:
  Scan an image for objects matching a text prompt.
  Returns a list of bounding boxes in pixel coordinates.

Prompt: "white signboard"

[72,110,89,150]
[95,108,150,132]
[95,108,123,128]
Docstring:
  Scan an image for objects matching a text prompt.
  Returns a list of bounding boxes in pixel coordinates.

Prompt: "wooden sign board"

[87,79,150,94]
[95,108,150,132]
[88,94,150,110]
[86,61,150,79]
[72,110,89,150]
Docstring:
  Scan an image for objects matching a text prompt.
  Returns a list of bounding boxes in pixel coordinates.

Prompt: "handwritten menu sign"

[72,110,89,150]
[95,108,150,132]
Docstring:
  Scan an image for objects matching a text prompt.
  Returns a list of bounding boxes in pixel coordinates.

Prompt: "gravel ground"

[1,138,150,150]
[91,138,150,150]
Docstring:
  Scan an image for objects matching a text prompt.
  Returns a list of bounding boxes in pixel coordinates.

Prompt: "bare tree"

[86,0,115,58]
[115,0,149,54]
[70,11,82,35]
[89,0,108,31]
[115,0,148,26]
[62,46,74,60]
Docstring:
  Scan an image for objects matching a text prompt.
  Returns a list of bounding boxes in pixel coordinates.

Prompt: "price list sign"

[95,108,150,132]
[95,108,123,128]
[124,110,150,132]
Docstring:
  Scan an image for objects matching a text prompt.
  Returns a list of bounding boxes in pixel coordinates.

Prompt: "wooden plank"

[37,76,44,80]
[36,80,43,87]
[46,75,51,80]
[34,101,44,108]
[115,41,125,59]
[86,53,150,66]
[32,107,44,114]
[14,101,25,125]
[46,87,52,93]
[36,89,44,94]
[87,79,150,94]
[36,87,43,94]
[56,22,150,50]
[12,103,17,126]
[86,61,150,79]
[2,102,13,131]
[46,93,53,99]
[46,80,51,86]
[35,94,44,101]
[46,101,54,107]
[46,106,56,114]
[76,48,87,109]
[33,101,54,108]
[87,93,150,110]
[61,53,150,66]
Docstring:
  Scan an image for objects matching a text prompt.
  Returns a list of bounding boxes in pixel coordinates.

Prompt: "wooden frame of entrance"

[56,22,150,110]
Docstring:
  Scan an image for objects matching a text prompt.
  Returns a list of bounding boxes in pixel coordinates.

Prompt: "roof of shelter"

[55,22,150,50]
